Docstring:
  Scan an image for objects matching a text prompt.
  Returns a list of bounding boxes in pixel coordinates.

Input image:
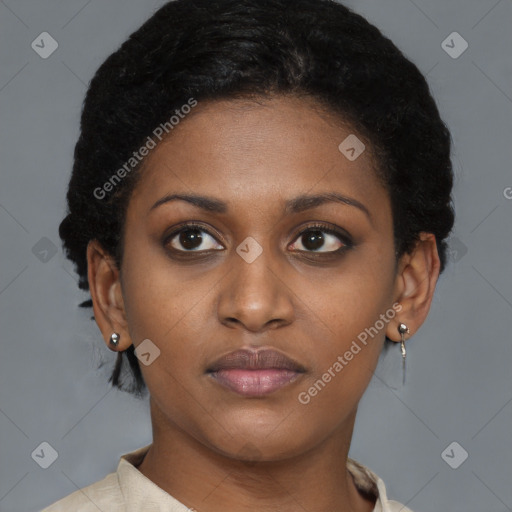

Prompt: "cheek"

[294,308,387,436]
[293,244,396,404]
[119,236,220,391]
[297,238,396,336]
[119,233,201,341]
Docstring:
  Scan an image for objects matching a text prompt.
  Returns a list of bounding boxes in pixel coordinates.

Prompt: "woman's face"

[118,95,401,460]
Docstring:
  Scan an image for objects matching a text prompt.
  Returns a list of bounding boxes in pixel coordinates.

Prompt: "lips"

[207,348,306,373]
[206,348,306,396]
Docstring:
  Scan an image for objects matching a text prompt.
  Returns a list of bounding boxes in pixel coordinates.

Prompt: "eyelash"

[163,222,353,258]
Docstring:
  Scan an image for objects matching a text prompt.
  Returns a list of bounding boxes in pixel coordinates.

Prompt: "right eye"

[164,223,224,253]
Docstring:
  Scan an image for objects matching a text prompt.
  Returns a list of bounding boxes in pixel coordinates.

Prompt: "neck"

[137,398,375,512]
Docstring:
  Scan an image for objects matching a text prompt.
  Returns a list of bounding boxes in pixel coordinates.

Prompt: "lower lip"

[208,369,303,396]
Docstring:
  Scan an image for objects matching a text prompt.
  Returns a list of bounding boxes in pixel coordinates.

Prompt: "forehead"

[128,95,387,216]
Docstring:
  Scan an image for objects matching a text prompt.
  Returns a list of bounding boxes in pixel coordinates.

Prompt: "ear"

[86,239,132,351]
[385,233,441,343]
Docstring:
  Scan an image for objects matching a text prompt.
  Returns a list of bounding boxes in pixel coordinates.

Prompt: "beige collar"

[117,444,405,512]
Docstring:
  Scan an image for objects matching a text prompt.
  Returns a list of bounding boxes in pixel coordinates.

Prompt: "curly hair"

[59,0,455,397]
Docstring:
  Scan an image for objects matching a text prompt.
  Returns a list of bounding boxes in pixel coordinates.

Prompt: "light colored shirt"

[41,444,413,512]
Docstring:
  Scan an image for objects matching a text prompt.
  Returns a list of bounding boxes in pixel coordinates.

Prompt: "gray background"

[0,0,511,511]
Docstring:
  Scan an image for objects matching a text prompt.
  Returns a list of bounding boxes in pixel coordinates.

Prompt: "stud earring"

[398,323,410,384]
[109,332,120,348]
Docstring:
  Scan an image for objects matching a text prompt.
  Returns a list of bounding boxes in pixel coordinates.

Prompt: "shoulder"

[41,471,124,512]
[347,458,414,512]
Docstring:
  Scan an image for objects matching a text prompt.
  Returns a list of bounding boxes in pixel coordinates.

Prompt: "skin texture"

[87,95,440,512]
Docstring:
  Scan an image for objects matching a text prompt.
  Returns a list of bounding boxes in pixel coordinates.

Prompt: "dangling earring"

[109,332,120,349]
[398,323,409,385]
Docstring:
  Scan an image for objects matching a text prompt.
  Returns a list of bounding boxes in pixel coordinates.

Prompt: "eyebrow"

[149,192,372,221]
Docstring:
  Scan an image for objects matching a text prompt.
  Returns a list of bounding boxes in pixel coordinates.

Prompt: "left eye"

[289,227,347,253]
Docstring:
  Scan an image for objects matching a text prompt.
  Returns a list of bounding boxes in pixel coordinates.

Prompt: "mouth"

[206,348,306,397]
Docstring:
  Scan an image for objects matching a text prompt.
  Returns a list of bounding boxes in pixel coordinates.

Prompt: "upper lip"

[207,348,306,373]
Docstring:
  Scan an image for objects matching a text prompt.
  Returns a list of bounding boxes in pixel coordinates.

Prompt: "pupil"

[303,230,324,251]
[180,228,202,249]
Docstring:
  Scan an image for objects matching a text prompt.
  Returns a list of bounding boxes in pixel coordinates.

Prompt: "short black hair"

[59,0,455,397]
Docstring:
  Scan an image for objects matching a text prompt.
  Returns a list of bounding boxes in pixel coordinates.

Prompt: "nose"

[217,245,295,333]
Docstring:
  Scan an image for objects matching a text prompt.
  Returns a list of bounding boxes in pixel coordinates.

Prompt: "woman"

[43,0,454,510]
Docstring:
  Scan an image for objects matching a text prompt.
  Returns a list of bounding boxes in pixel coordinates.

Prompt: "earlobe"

[386,233,441,342]
[86,240,131,350]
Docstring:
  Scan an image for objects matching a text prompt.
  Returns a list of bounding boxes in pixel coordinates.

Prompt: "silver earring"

[109,332,120,348]
[398,323,409,384]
